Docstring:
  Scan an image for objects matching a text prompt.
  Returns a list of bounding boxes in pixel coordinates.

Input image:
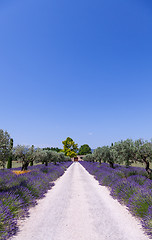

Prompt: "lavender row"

[80,161,152,238]
[0,161,72,240]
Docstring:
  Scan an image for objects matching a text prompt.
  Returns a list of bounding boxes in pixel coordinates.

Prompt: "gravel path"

[11,162,150,240]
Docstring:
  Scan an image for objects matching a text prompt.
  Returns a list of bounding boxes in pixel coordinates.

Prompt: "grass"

[121,161,152,169]
[0,161,42,170]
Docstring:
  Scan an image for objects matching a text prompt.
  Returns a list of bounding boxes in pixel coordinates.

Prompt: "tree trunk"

[145,160,150,172]
[143,159,152,178]
[45,161,48,166]
[30,161,33,166]
[21,162,29,171]
[109,161,114,168]
[7,156,12,169]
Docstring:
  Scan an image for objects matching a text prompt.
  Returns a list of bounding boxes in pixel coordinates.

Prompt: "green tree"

[14,145,35,170]
[134,139,152,174]
[78,144,92,155]
[62,137,78,158]
[93,146,115,167]
[93,147,103,164]
[50,147,62,152]
[7,138,13,169]
[0,129,10,169]
[33,148,47,165]
[101,146,115,168]
[58,152,66,163]
[46,150,58,165]
[120,139,135,167]
[83,154,94,162]
[43,147,62,152]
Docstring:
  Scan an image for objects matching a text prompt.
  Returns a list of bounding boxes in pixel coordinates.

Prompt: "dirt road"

[11,162,150,240]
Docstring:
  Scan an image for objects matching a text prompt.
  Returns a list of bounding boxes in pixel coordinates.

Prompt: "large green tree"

[134,139,152,174]
[0,129,11,169]
[78,144,92,155]
[33,148,47,165]
[13,145,35,170]
[113,139,135,167]
[83,154,94,162]
[62,137,78,158]
[93,147,103,164]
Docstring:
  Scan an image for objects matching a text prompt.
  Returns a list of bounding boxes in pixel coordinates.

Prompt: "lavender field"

[80,161,152,238]
[0,162,72,240]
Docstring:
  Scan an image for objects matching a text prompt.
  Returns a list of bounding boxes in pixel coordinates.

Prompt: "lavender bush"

[0,161,72,240]
[80,161,152,238]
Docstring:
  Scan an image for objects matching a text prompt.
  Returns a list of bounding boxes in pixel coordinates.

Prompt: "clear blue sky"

[0,0,152,149]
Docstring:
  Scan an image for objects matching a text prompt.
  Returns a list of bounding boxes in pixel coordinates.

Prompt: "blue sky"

[0,0,152,149]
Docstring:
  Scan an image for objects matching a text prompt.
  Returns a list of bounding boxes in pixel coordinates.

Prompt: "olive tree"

[111,139,135,167]
[47,150,59,165]
[13,145,35,170]
[135,139,152,174]
[83,153,94,162]
[33,148,47,165]
[57,152,66,163]
[93,147,103,164]
[100,146,115,168]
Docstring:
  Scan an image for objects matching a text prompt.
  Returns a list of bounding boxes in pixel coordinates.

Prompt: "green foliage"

[45,150,58,165]
[0,129,11,169]
[13,145,36,171]
[93,146,114,167]
[129,192,152,218]
[33,148,69,166]
[57,152,66,163]
[7,156,12,169]
[135,140,152,172]
[93,147,103,164]
[78,144,92,155]
[83,154,94,162]
[88,139,152,171]
[43,147,62,152]
[62,137,78,158]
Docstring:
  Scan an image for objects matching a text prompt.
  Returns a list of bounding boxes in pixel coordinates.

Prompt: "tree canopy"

[83,138,152,174]
[13,145,35,170]
[43,147,61,152]
[62,137,78,158]
[0,129,11,168]
[78,144,92,155]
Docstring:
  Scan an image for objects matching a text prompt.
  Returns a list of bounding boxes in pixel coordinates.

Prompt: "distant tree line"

[83,139,152,175]
[0,129,71,171]
[0,131,93,170]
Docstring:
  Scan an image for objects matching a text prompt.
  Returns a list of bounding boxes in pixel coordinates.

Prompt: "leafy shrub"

[127,190,152,218]
[111,180,138,204]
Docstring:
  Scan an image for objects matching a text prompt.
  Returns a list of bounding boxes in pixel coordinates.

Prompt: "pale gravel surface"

[11,162,150,240]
